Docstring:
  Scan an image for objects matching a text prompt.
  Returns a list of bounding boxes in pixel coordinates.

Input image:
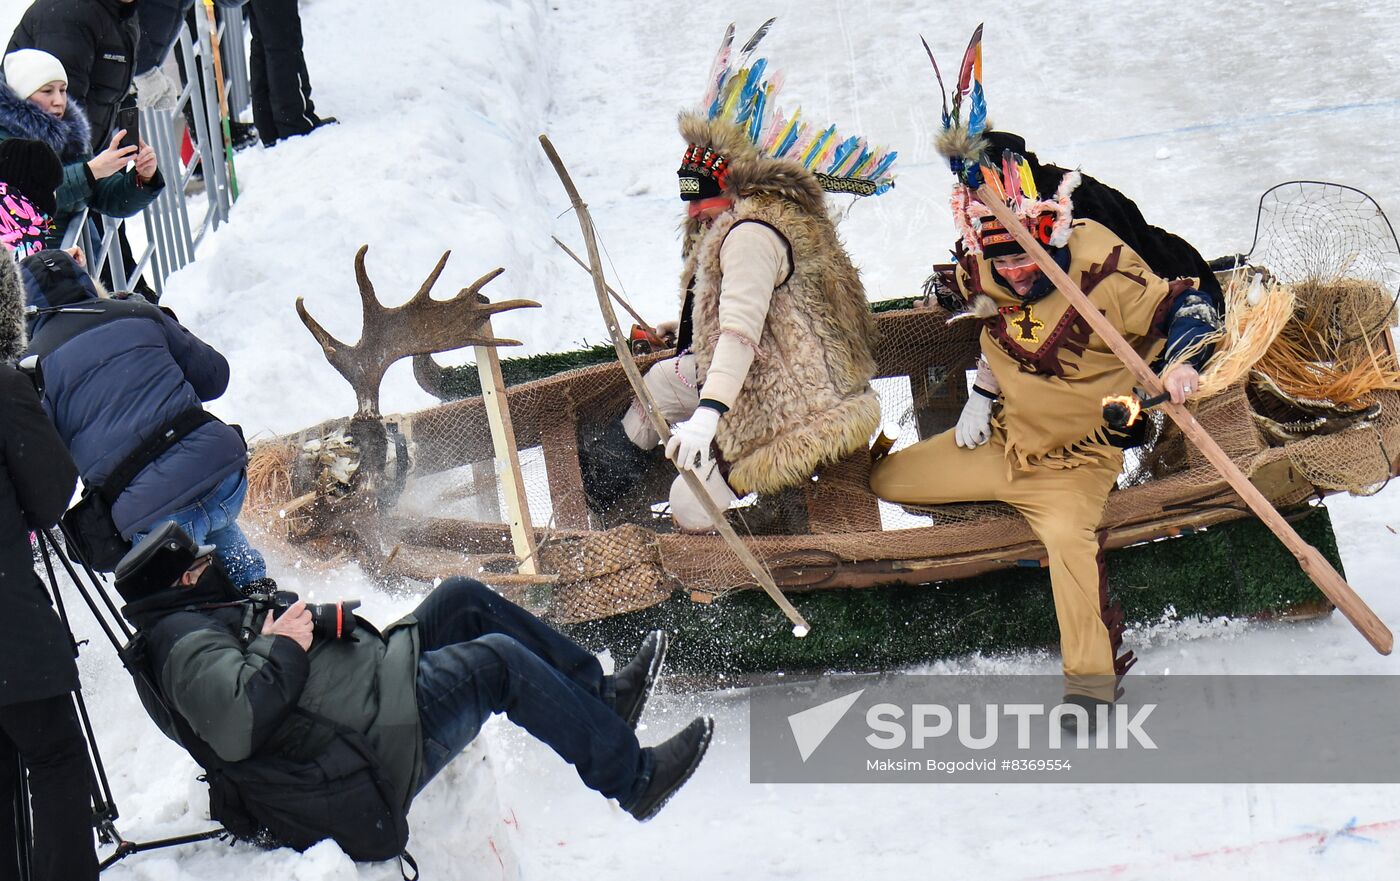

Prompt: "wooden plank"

[474,305,539,576]
[469,459,501,522]
[538,393,591,529]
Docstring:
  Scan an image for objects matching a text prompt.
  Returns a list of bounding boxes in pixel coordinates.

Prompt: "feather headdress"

[923,25,1078,255]
[685,19,897,197]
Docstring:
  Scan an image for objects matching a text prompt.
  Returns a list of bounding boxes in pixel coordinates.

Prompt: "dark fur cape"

[0,75,92,161]
[979,131,1221,298]
[0,252,26,364]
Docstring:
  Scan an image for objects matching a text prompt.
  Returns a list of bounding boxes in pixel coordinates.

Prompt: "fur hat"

[950,165,1081,257]
[2,49,67,102]
[0,250,26,364]
[678,20,897,203]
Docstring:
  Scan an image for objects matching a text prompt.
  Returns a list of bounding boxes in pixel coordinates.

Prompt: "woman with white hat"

[0,48,163,251]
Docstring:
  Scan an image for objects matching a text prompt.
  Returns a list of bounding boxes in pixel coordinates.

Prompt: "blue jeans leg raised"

[411,578,647,804]
[131,470,267,586]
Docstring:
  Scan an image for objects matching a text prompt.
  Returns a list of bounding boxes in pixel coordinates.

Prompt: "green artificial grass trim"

[429,343,621,399]
[427,299,919,400]
[562,507,1338,675]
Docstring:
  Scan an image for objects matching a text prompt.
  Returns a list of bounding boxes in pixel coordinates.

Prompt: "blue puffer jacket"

[20,249,245,536]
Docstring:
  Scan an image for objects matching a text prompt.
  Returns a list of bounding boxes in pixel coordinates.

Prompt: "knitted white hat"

[3,49,68,101]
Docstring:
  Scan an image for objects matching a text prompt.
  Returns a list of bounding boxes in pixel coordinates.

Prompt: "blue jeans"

[132,470,267,587]
[411,578,650,805]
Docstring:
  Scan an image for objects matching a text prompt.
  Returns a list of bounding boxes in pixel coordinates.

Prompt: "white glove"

[955,392,995,448]
[665,406,721,471]
[133,68,180,112]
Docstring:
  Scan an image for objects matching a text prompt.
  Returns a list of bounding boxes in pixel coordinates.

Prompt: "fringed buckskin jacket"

[956,218,1197,472]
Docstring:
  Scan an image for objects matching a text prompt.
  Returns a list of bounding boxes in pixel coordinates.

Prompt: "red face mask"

[687,196,733,220]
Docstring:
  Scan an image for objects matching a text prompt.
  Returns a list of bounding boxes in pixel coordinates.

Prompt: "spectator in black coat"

[246,0,334,146]
[0,249,98,881]
[7,0,138,153]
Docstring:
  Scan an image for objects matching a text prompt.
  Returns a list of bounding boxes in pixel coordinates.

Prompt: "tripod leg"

[12,756,31,881]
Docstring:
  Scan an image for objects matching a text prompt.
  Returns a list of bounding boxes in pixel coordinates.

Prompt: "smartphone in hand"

[116,105,140,152]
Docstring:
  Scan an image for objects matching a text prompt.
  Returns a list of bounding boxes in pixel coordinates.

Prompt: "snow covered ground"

[6,0,1400,877]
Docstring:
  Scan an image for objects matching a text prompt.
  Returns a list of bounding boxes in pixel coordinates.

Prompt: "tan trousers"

[869,430,1126,702]
[622,355,738,531]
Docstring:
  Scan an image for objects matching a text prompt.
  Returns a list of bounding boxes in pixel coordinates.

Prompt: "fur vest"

[688,166,880,495]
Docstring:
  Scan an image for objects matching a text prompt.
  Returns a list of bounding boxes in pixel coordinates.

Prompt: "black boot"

[1058,693,1113,737]
[229,120,259,151]
[626,716,713,822]
[611,630,668,728]
[578,417,661,522]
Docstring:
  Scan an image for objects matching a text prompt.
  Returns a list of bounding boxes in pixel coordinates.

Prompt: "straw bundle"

[246,441,298,513]
[1255,278,1400,406]
[1165,272,1297,398]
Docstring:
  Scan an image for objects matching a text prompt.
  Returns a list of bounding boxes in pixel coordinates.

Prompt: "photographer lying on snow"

[114,524,713,859]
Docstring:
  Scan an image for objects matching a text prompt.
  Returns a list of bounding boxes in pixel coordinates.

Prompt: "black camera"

[241,591,361,642]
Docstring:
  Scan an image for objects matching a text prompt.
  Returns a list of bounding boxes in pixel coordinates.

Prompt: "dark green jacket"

[0,78,163,249]
[124,581,424,811]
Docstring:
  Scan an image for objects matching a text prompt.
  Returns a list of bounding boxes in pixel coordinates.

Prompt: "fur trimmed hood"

[0,251,26,364]
[678,112,826,216]
[0,75,92,161]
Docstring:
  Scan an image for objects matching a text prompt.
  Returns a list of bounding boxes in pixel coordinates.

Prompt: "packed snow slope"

[4,0,1400,878]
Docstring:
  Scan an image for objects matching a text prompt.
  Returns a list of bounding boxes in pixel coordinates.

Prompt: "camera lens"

[307,600,361,640]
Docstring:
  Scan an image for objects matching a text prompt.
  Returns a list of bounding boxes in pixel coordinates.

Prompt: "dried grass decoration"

[246,440,298,513]
[1164,270,1298,399]
[1255,277,1400,406]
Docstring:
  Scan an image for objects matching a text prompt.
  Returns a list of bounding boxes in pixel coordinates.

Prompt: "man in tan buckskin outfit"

[870,130,1221,708]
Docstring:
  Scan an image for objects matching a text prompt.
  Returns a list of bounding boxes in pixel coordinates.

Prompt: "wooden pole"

[539,134,811,636]
[200,0,238,200]
[474,306,538,576]
[976,184,1392,655]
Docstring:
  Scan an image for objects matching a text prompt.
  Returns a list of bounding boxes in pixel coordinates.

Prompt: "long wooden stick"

[201,0,238,200]
[551,236,656,334]
[977,185,1392,655]
[539,134,810,636]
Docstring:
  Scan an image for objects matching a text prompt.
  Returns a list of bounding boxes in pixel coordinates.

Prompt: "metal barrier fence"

[62,9,247,297]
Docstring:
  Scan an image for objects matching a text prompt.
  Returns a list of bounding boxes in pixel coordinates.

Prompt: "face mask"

[194,561,240,600]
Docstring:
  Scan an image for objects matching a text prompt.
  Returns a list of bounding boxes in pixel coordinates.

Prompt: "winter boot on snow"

[1057,694,1113,738]
[626,716,714,822]
[612,629,668,728]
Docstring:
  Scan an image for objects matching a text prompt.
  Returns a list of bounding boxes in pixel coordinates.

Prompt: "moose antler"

[295,244,540,419]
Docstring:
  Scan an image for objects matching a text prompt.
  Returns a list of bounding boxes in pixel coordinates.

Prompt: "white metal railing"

[64,9,247,297]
